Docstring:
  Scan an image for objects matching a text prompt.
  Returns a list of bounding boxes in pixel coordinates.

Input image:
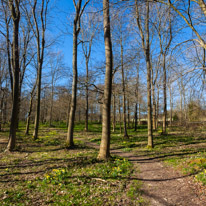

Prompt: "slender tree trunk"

[33,64,42,139]
[162,54,167,134]
[66,0,88,147]
[32,0,47,139]
[134,103,138,131]
[127,98,130,129]
[85,58,89,131]
[152,82,156,130]
[119,95,122,133]
[98,0,113,160]
[112,93,116,132]
[5,16,13,96]
[25,94,34,135]
[135,0,153,147]
[138,103,141,124]
[66,25,78,147]
[25,83,36,135]
[179,77,183,125]
[169,85,173,126]
[66,98,71,127]
[156,86,159,129]
[49,82,54,126]
[3,80,8,126]
[120,39,128,139]
[145,1,153,147]
[134,65,139,131]
[0,94,4,131]
[7,1,20,151]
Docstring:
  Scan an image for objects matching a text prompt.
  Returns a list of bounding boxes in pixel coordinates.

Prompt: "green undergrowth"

[0,123,145,206]
[83,123,206,186]
[165,152,206,185]
[0,152,144,205]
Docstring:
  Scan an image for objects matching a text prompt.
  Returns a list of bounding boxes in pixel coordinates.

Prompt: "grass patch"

[0,123,145,205]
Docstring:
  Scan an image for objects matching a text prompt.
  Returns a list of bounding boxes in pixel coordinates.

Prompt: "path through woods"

[84,140,206,206]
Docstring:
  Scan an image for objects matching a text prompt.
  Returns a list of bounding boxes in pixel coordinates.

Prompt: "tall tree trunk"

[66,24,78,147]
[138,103,141,123]
[169,84,173,126]
[25,84,36,135]
[85,58,89,131]
[135,0,153,147]
[134,65,139,131]
[66,0,90,146]
[0,94,4,131]
[112,92,116,132]
[25,94,34,135]
[66,98,71,127]
[7,1,20,151]
[119,95,122,133]
[49,82,54,126]
[162,54,167,134]
[156,86,159,129]
[120,38,128,139]
[3,80,8,126]
[33,65,42,139]
[98,0,113,160]
[127,98,130,129]
[145,1,153,147]
[152,82,156,130]
[134,103,138,131]
[32,0,48,139]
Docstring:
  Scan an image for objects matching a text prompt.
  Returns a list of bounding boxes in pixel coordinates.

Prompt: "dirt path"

[83,141,206,206]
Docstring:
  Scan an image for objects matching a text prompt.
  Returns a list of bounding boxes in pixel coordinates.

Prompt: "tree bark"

[33,62,43,139]
[32,0,48,140]
[152,69,157,131]
[66,23,78,147]
[145,1,153,147]
[67,0,86,147]
[134,103,138,131]
[66,98,71,127]
[127,98,130,129]
[98,0,113,160]
[162,54,167,133]
[156,86,160,129]
[85,58,89,131]
[7,0,20,151]
[112,92,116,132]
[134,65,139,131]
[25,94,34,135]
[169,84,173,126]
[119,95,122,133]
[25,83,36,135]
[120,38,128,139]
[135,0,153,147]
[49,77,54,126]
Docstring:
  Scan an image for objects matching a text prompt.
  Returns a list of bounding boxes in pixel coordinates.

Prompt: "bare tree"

[134,64,139,131]
[66,0,90,147]
[25,81,36,135]
[98,0,113,160]
[6,0,21,151]
[135,0,153,148]
[155,5,172,134]
[25,0,50,140]
[81,11,99,132]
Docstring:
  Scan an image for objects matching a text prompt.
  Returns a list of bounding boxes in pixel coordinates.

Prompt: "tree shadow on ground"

[123,149,205,163]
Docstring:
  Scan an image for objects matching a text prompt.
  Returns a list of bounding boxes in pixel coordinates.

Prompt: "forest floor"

[0,122,206,205]
[83,139,206,206]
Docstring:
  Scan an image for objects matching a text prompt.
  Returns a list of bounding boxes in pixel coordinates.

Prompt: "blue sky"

[50,0,105,72]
